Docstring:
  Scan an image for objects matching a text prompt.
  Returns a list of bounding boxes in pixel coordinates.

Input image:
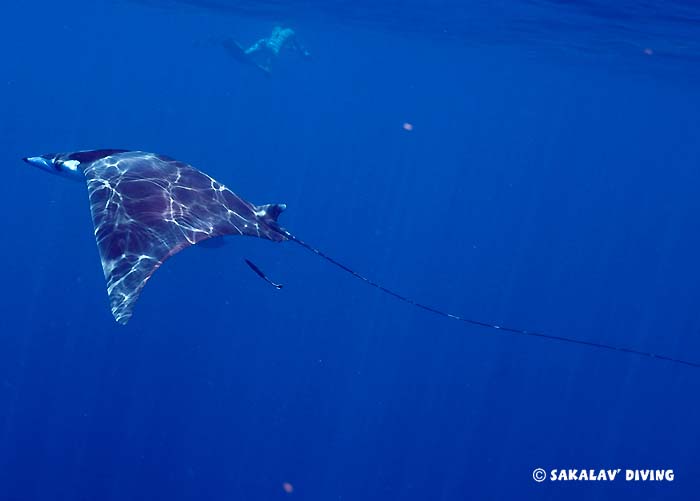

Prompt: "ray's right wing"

[83,151,286,324]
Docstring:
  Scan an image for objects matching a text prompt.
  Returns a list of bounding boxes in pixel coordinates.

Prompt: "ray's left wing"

[83,151,287,324]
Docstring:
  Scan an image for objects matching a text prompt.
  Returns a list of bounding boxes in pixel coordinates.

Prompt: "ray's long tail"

[279,229,700,369]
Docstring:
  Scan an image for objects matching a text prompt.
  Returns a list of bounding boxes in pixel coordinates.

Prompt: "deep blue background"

[1,1,699,500]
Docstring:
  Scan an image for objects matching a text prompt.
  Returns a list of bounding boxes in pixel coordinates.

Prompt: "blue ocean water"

[1,0,699,499]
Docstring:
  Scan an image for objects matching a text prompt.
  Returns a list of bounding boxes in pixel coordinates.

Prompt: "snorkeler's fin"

[222,39,249,62]
[222,38,272,76]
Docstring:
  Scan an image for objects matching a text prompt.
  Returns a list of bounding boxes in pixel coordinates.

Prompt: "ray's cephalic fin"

[269,226,700,369]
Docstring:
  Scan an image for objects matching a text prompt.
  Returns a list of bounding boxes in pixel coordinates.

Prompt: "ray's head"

[23,152,84,180]
[22,149,129,180]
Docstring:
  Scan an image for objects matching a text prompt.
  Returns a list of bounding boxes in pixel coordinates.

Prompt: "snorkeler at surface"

[223,26,310,75]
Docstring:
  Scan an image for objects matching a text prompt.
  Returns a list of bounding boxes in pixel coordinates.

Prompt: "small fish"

[244,259,283,289]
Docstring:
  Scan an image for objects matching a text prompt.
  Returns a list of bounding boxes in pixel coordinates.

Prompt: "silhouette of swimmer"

[223,26,310,74]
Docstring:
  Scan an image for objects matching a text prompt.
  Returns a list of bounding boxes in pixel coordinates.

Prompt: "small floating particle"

[282,482,294,494]
[402,122,414,131]
[643,48,653,56]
